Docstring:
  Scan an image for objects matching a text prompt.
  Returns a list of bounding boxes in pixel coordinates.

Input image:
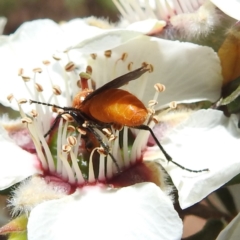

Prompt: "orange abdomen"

[81,89,148,126]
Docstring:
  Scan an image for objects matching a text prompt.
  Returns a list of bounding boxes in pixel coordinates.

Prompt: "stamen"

[65,62,76,72]
[7,94,13,102]
[148,100,158,107]
[33,68,42,73]
[52,54,61,61]
[30,109,38,118]
[18,68,24,76]
[67,136,77,146]
[169,101,177,109]
[128,62,133,71]
[104,50,112,58]
[86,65,93,75]
[154,83,166,92]
[121,53,128,61]
[42,60,51,66]
[18,98,27,104]
[67,125,76,132]
[21,75,31,82]
[52,85,62,95]
[21,117,32,124]
[35,83,43,92]
[90,53,97,60]
[62,144,72,153]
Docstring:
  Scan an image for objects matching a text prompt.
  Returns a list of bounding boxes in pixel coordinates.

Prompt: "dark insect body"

[30,67,208,173]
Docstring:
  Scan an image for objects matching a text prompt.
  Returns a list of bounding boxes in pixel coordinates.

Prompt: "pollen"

[42,60,51,65]
[86,65,93,75]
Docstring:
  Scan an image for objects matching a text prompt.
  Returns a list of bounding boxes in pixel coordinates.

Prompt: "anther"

[67,136,77,146]
[76,127,87,135]
[21,76,31,82]
[67,125,76,132]
[169,101,177,109]
[97,147,108,156]
[42,60,51,66]
[7,94,13,102]
[33,68,42,73]
[18,68,24,76]
[52,85,62,95]
[109,135,117,142]
[30,109,38,118]
[61,114,74,122]
[62,144,71,153]
[52,54,61,61]
[18,98,27,104]
[90,53,97,60]
[152,115,160,124]
[127,62,133,71]
[121,53,128,61]
[86,65,92,75]
[147,64,154,73]
[104,50,112,58]
[82,121,89,128]
[148,100,158,107]
[102,128,112,137]
[154,83,166,92]
[35,83,43,92]
[21,117,33,124]
[147,108,155,115]
[65,62,76,72]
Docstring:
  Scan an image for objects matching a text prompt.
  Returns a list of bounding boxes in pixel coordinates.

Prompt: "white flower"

[1,17,238,240]
[113,0,236,41]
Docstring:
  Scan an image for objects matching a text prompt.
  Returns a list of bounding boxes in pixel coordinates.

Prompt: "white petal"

[211,0,240,20]
[28,183,183,240]
[0,125,41,190]
[68,29,142,52]
[145,109,240,208]
[216,212,240,240]
[126,19,166,33]
[88,35,222,109]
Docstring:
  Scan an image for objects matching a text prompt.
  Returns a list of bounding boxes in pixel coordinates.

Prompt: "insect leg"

[86,125,121,173]
[134,125,209,173]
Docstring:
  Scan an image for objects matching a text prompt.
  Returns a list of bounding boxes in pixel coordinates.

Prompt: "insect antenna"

[29,99,65,110]
[134,124,209,173]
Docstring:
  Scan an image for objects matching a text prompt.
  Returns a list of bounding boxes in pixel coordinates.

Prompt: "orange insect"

[30,66,208,173]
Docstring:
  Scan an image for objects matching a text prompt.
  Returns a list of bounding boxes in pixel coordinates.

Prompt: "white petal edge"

[216,212,240,240]
[211,0,240,20]
[87,35,222,109]
[28,183,183,240]
[0,125,41,190]
[144,109,240,208]
[68,29,143,52]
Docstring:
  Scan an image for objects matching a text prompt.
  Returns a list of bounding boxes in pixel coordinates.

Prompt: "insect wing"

[82,67,148,104]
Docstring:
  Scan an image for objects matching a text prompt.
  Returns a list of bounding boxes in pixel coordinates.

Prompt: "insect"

[30,66,208,173]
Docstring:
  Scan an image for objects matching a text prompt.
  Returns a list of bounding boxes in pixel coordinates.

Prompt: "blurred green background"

[0,0,119,34]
